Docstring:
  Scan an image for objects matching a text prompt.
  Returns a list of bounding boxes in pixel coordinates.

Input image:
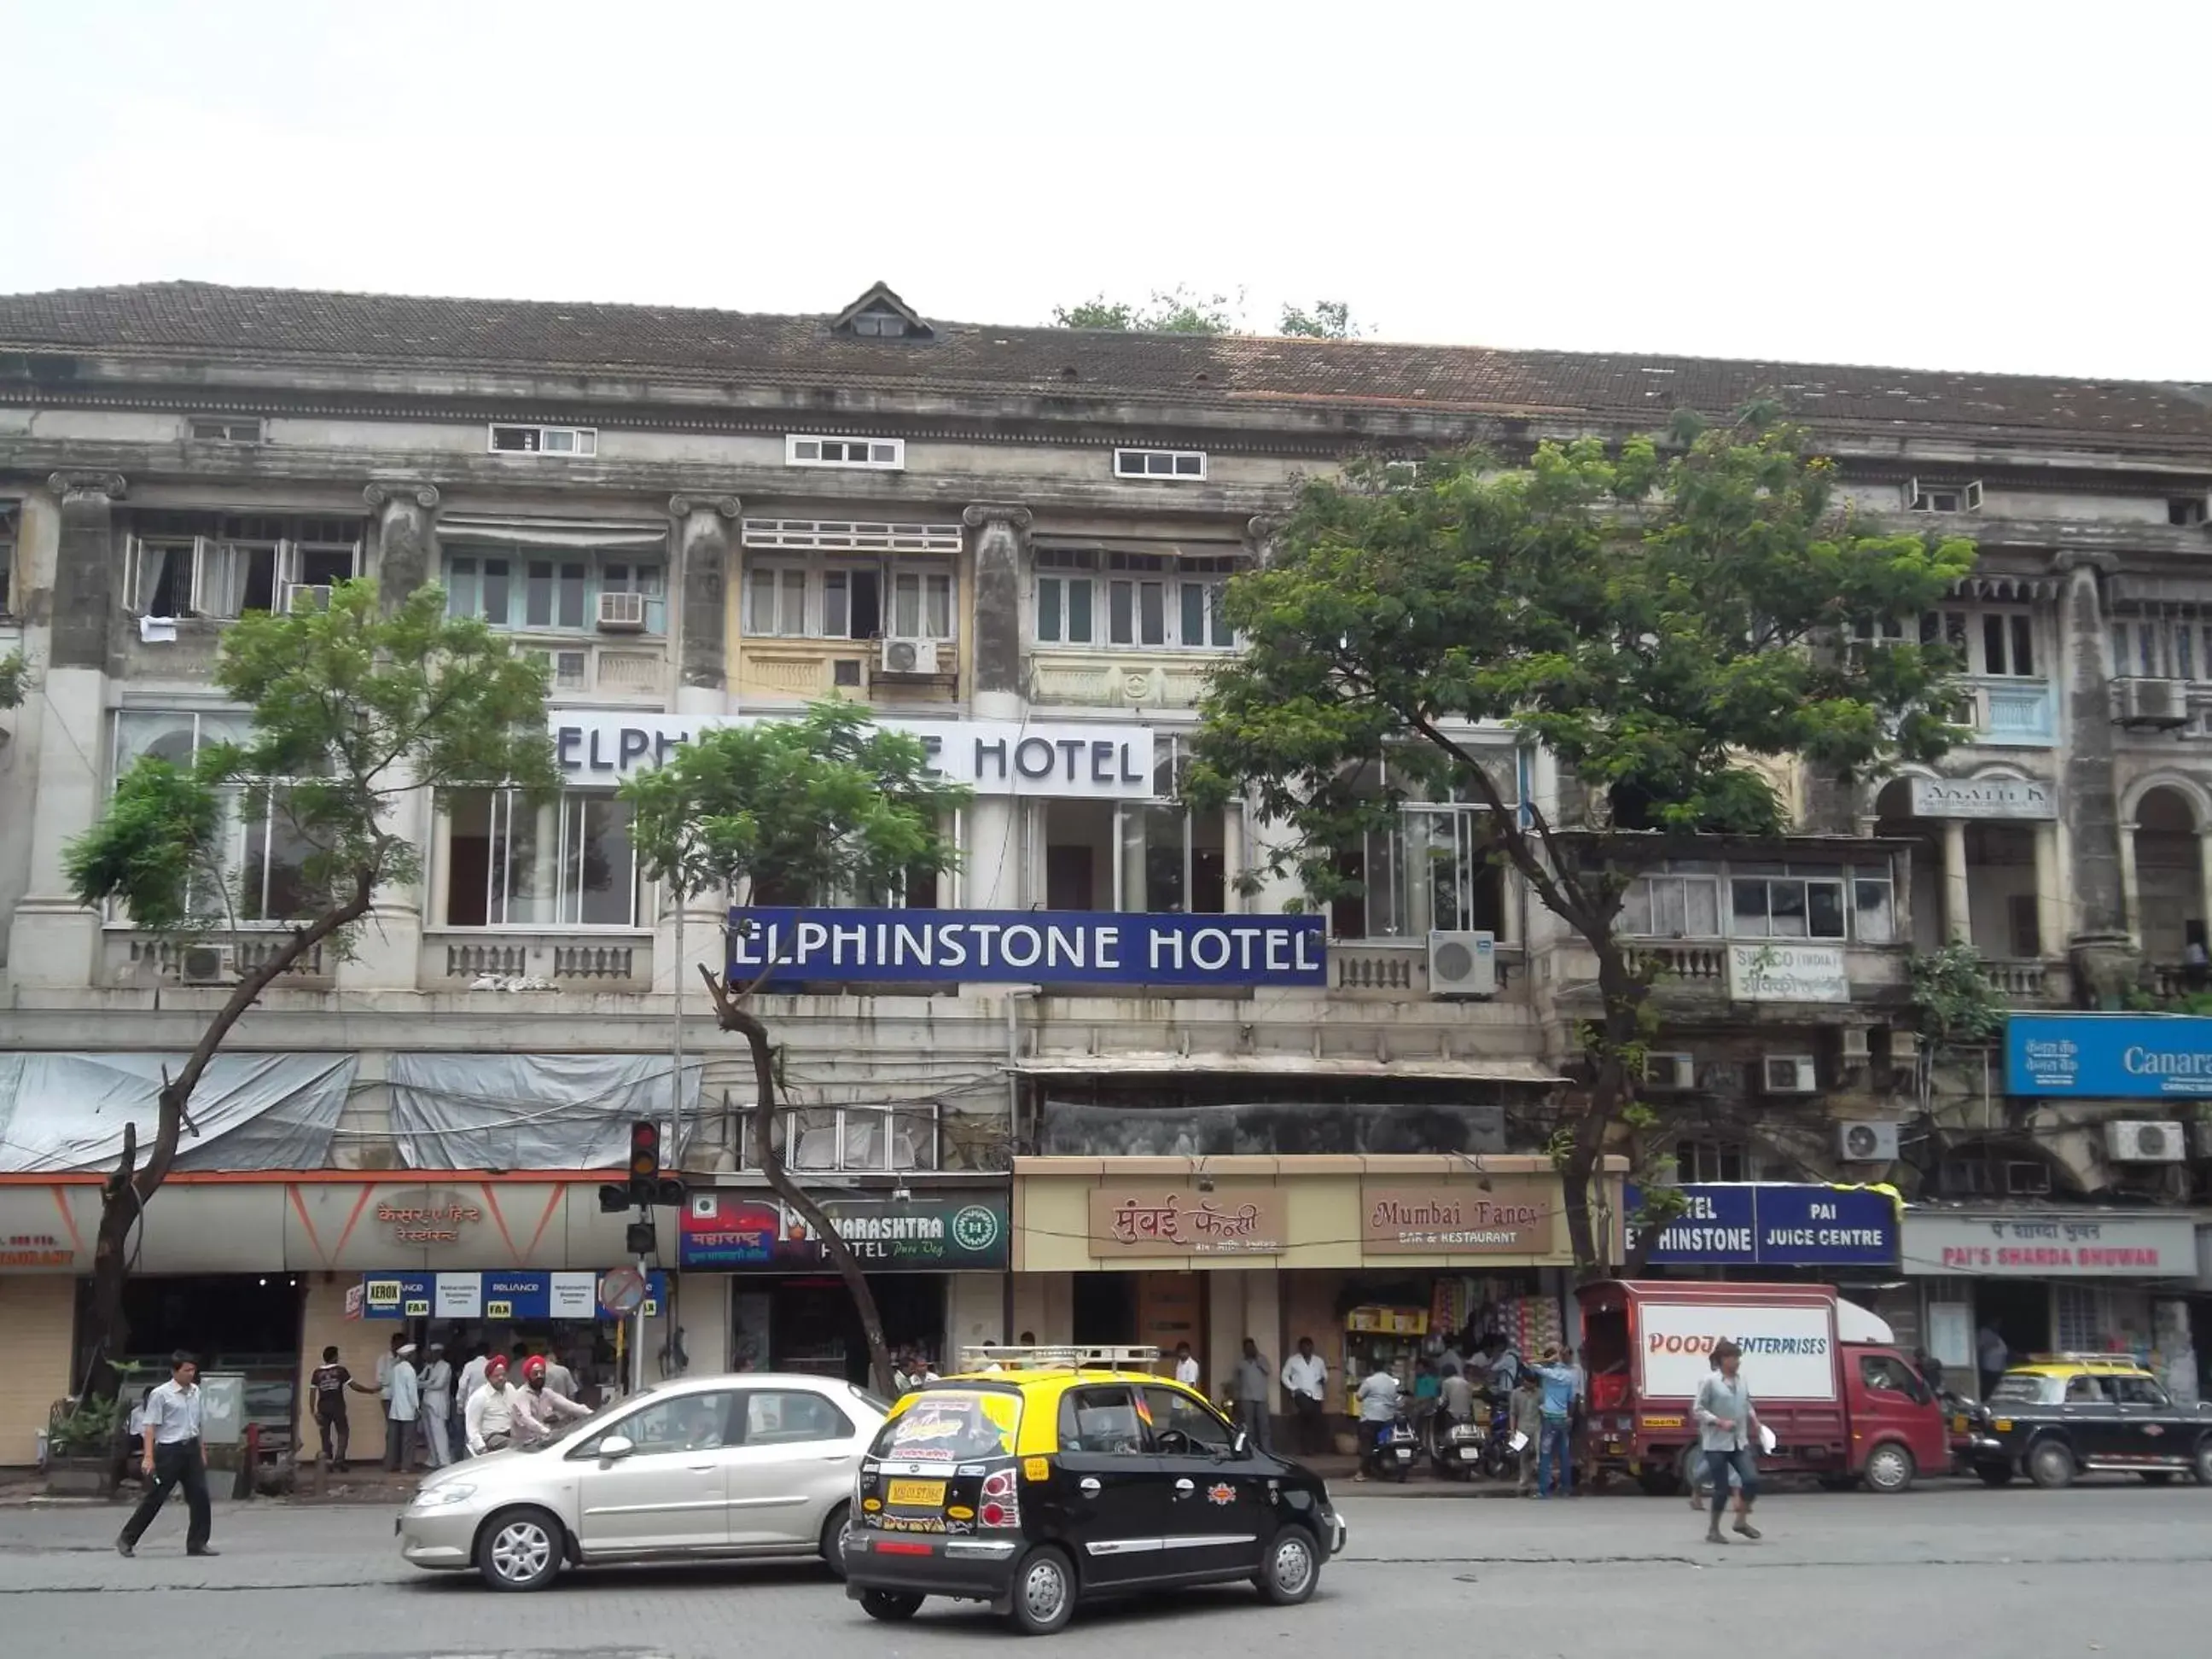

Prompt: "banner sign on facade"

[1726,943,1849,1004]
[729,908,1327,988]
[678,1188,1010,1272]
[2006,1013,2212,1098]
[1907,777,2057,820]
[1359,1179,1561,1256]
[1086,1187,1291,1257]
[1901,1212,2197,1278]
[359,1268,667,1320]
[555,713,1156,798]
[1625,1184,1899,1267]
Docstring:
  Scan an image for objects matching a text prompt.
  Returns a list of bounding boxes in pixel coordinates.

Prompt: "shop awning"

[1008,1054,1565,1085]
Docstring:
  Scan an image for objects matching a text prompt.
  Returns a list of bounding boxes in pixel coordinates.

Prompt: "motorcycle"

[1429,1409,1487,1481]
[1480,1389,1523,1481]
[1362,1400,1420,1481]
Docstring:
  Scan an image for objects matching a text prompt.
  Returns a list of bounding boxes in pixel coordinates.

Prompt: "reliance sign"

[728,907,1327,988]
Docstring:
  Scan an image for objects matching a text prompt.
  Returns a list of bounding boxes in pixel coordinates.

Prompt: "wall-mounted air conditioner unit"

[1643,1051,1697,1092]
[878,637,940,676]
[1426,930,1496,998]
[2105,1120,2186,1163]
[179,945,233,985]
[1837,1121,1899,1162]
[2120,678,2189,730]
[1761,1054,1819,1095]
[597,590,648,632]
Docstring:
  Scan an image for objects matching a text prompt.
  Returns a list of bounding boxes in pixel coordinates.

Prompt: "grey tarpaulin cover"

[0,1052,356,1173]
[387,1052,701,1170]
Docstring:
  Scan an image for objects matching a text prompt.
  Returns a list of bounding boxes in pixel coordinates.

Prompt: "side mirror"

[597,1435,635,1462]
[1231,1429,1252,1459]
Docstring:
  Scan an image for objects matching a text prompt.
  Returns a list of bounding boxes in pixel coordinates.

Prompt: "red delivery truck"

[1576,1279,1949,1494]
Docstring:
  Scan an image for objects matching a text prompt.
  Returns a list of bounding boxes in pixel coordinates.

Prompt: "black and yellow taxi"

[841,1348,1345,1635]
[1959,1353,2212,1489]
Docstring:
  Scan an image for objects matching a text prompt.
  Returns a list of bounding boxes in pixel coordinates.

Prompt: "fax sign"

[486,1300,513,1319]
[404,1298,431,1318]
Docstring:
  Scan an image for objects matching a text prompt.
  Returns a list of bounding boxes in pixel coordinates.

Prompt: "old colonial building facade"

[3,279,2210,1460]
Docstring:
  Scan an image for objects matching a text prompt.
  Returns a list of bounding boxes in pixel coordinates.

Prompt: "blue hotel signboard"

[1625,1183,1899,1267]
[727,907,1328,989]
[2005,1013,2212,1098]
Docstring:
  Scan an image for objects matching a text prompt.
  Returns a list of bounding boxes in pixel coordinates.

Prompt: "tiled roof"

[3,280,2209,445]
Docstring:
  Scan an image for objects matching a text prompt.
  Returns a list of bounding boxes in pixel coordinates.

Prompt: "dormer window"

[830,280,934,341]
[850,311,910,339]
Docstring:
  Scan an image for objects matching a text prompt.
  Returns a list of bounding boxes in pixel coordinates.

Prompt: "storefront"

[1901,1208,2200,1398]
[678,1182,1011,1383]
[1011,1155,1624,1419]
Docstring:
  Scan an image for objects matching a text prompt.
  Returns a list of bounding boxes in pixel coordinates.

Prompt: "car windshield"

[516,1389,639,1453]
[870,1387,1021,1461]
[1987,1373,2055,1406]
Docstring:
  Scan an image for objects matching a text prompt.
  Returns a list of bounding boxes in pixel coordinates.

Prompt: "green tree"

[619,702,969,1394]
[0,651,26,709]
[64,581,556,1387]
[1051,286,1243,334]
[1278,300,1358,339]
[1190,411,1976,1271]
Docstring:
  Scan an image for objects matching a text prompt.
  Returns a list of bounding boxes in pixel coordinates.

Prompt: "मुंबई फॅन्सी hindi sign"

[1087,1188,1291,1257]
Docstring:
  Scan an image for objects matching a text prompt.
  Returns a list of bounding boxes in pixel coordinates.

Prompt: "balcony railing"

[1959,678,2055,746]
[114,931,331,987]
[1981,958,2069,1003]
[423,932,650,989]
[1330,939,1523,998]
[1027,649,1220,709]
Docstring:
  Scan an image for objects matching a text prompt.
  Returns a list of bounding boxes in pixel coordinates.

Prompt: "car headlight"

[410,1482,478,1509]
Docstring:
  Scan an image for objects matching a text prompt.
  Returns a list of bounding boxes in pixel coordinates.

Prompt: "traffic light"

[627,1121,661,1205]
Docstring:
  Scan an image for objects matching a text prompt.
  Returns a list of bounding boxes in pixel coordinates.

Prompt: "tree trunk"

[705,970,898,1397]
[75,878,375,1396]
[1558,940,1651,1282]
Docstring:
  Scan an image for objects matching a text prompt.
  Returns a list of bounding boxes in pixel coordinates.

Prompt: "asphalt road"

[4,1480,2207,1658]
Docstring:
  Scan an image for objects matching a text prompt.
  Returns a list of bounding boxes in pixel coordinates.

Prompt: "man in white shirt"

[1353,1358,1405,1482]
[384,1343,422,1471]
[464,1355,526,1452]
[419,1342,455,1467]
[1281,1336,1330,1457]
[1173,1342,1201,1390]
[117,1351,215,1557]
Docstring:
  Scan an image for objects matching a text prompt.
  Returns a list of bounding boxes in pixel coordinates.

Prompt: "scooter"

[1429,1410,1487,1480]
[1363,1401,1420,1481]
[1480,1391,1519,1481]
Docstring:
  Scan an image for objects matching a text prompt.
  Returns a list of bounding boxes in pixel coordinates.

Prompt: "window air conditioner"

[879,637,940,676]
[2120,678,2189,730]
[2104,1120,2186,1163]
[597,590,648,632]
[179,945,233,985]
[1837,1121,1900,1162]
[285,583,333,614]
[1426,929,1496,998]
[1761,1054,1819,1095]
[1643,1052,1697,1092]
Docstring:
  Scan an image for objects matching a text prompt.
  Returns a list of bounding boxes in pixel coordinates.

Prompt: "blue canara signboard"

[1624,1183,1898,1267]
[726,907,1327,988]
[2006,1013,2212,1098]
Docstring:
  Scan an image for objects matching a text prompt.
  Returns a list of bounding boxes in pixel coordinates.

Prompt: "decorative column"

[668,493,738,717]
[8,473,125,987]
[1941,818,1973,946]
[963,504,1032,912]
[2197,830,2212,956]
[2034,821,2064,963]
[362,480,439,608]
[2117,819,2142,949]
[2053,550,2138,1005]
[344,481,441,990]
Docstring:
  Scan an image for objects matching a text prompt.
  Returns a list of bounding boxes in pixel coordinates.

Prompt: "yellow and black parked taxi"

[841,1348,1346,1635]
[1959,1353,2212,1489]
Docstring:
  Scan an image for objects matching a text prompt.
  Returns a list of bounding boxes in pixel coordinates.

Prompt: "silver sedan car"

[397,1372,887,1591]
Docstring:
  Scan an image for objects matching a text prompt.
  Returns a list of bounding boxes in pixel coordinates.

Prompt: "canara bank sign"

[552,713,1156,800]
[2005,1013,2212,1098]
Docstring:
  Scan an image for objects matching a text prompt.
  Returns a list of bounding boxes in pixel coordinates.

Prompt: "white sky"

[7,1,2205,380]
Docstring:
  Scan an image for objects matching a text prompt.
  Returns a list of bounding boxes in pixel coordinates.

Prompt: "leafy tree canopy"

[1052,285,1243,335]
[1278,300,1358,339]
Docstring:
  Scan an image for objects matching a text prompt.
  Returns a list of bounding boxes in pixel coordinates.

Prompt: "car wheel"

[1255,1523,1320,1606]
[859,1589,923,1623]
[1863,1442,1916,1495]
[2028,1439,2076,1491]
[476,1507,562,1592]
[2193,1439,2212,1484]
[818,1503,852,1580]
[2140,1471,2175,1487]
[1976,1462,2015,1487]
[1007,1545,1076,1636]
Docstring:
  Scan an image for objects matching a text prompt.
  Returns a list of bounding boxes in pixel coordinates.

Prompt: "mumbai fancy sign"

[1088,1188,1289,1257]
[1359,1181,1561,1256]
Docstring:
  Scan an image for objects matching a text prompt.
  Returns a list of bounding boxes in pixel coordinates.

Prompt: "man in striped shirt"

[117,1351,215,1557]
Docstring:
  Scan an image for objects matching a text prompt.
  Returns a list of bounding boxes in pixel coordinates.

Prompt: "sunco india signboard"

[1727,943,1848,1004]
[1359,1180,1559,1255]
[1088,1188,1290,1257]
[729,907,1327,988]
[554,713,1155,799]
[1908,777,2057,820]
[2006,1013,2212,1098]
[1903,1212,2197,1278]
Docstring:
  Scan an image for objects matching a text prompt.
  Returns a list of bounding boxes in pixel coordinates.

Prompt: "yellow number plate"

[886,1479,946,1508]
